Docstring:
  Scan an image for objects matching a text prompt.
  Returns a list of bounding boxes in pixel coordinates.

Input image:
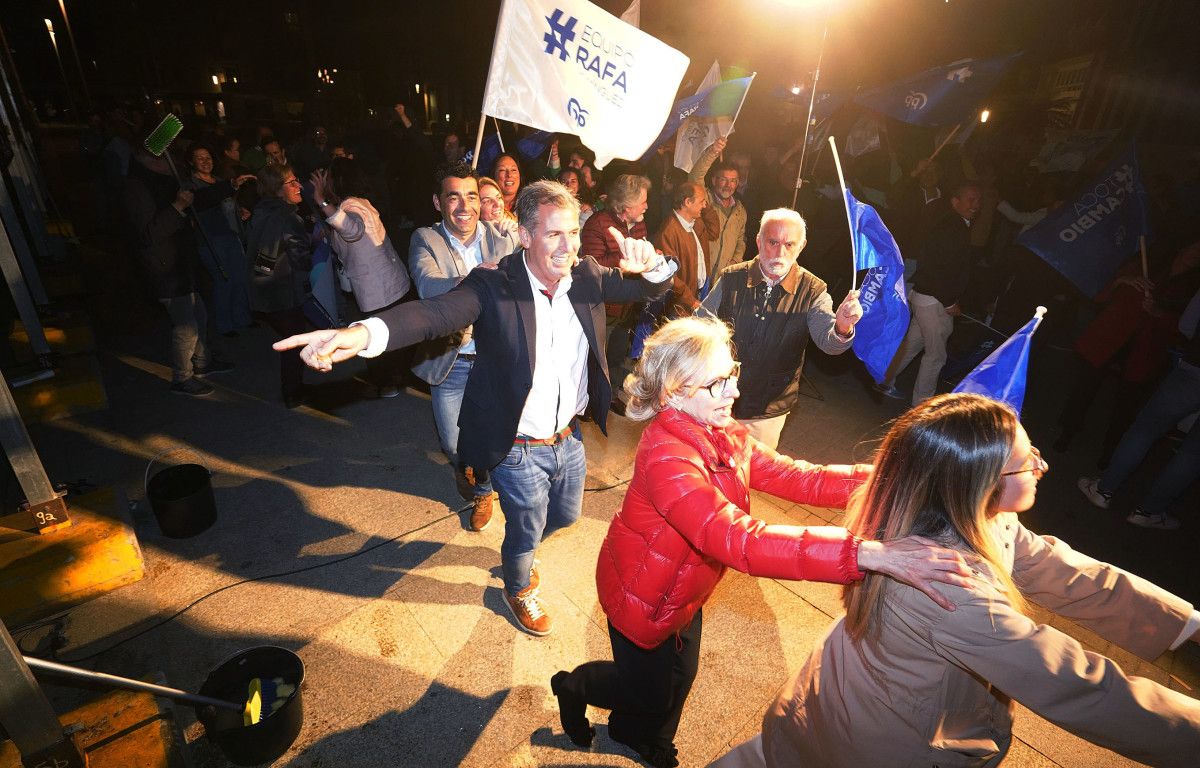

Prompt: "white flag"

[673,60,732,173]
[620,0,640,28]
[481,0,688,169]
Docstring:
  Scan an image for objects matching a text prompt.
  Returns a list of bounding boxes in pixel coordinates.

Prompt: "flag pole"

[722,72,757,138]
[827,135,859,291]
[791,20,829,209]
[926,122,963,163]
[471,115,486,171]
[492,116,507,153]
[472,0,511,170]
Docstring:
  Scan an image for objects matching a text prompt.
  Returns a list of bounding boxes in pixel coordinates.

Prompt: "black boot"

[550,671,594,747]
[609,720,678,768]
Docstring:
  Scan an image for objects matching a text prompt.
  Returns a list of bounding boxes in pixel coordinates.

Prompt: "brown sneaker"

[469,493,494,531]
[503,585,552,636]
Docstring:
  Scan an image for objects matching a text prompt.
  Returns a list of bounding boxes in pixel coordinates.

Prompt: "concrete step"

[0,685,190,768]
[10,353,108,424]
[0,486,144,628]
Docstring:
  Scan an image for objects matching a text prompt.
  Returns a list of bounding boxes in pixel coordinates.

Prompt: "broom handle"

[164,152,230,282]
[24,655,243,711]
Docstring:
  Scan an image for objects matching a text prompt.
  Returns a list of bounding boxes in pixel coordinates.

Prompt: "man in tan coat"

[690,136,747,277]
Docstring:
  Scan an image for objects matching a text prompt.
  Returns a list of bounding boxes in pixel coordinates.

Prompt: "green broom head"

[144,114,184,157]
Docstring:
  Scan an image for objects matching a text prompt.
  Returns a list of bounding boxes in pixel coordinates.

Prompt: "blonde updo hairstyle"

[623,317,734,421]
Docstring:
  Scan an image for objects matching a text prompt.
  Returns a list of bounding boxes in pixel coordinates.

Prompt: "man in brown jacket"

[690,136,747,278]
[653,180,714,318]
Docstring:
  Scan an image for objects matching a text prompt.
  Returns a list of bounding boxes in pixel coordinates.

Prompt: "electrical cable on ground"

[20,476,632,664]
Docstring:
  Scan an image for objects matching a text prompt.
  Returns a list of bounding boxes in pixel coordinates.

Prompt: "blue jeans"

[430,356,492,496]
[491,429,586,595]
[1100,362,1200,516]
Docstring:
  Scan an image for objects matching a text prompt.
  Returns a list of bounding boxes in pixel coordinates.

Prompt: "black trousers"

[562,609,703,751]
[260,306,311,400]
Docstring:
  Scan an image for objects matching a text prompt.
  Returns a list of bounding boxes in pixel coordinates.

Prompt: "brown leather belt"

[514,422,575,447]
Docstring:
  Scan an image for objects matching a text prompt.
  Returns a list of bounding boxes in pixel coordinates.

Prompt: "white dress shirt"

[517,258,590,438]
[675,210,706,290]
[441,223,483,355]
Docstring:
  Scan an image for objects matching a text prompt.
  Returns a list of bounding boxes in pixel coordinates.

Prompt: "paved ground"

[15,276,1200,767]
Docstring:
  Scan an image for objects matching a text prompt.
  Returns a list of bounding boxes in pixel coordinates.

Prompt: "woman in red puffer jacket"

[550,317,973,768]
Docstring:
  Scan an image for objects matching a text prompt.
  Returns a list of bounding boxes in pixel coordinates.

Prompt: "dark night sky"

[4,0,1187,146]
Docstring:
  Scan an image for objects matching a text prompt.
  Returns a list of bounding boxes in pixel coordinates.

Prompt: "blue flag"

[770,87,846,122]
[1017,145,1148,298]
[846,190,909,383]
[952,310,1044,413]
[855,53,1020,127]
[517,130,555,161]
[464,133,504,176]
[639,76,755,162]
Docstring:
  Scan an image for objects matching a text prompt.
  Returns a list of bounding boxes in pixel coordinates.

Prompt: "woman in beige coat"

[762,393,1200,768]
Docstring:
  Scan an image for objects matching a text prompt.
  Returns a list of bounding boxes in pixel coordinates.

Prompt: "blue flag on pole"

[952,309,1044,414]
[639,76,755,162]
[855,52,1021,127]
[1017,144,1148,298]
[517,130,555,161]
[846,189,909,383]
[464,133,504,176]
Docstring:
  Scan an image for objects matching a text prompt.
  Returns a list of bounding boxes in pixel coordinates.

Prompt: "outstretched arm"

[273,324,371,373]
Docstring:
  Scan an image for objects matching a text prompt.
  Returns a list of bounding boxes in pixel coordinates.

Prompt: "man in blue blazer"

[276,179,675,636]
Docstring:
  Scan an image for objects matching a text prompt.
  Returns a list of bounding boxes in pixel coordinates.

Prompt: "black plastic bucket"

[147,463,216,538]
[197,646,305,766]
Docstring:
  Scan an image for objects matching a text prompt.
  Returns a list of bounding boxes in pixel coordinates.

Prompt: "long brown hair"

[843,393,1027,640]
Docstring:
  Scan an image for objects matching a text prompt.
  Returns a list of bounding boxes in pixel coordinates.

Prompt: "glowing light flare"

[761,0,842,8]
[980,108,990,123]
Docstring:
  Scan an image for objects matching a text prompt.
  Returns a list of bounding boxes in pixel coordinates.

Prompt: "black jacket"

[123,161,195,298]
[245,197,313,313]
[912,211,972,307]
[377,250,670,471]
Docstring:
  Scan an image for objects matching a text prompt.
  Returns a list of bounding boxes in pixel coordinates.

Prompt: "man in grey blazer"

[409,162,518,531]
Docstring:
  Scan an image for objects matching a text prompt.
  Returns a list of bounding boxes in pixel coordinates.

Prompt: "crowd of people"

[65,98,1200,767]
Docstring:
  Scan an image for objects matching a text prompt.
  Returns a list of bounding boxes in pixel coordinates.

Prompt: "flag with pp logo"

[855,53,1020,127]
[481,0,689,169]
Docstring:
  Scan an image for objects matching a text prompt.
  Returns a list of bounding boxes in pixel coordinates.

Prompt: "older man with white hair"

[702,208,863,449]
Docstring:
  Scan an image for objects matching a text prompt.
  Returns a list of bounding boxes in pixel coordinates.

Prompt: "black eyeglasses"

[283,178,302,187]
[692,362,741,398]
[1001,446,1048,478]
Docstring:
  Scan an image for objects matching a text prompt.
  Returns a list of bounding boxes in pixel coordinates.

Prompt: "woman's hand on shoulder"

[857,536,975,611]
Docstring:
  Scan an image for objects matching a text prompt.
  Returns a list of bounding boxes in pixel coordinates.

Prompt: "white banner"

[481,0,689,168]
[673,60,731,173]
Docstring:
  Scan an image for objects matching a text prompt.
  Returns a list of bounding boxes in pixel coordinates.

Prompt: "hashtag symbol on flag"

[543,9,577,61]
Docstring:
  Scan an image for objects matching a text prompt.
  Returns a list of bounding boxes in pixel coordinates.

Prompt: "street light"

[791,20,830,208]
[57,0,90,104]
[43,19,77,119]
[980,108,991,123]
[779,0,846,207]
